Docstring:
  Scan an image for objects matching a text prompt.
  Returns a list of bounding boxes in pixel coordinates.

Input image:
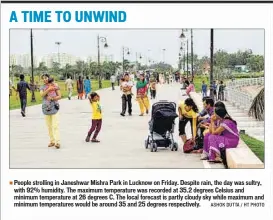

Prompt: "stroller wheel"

[151,143,157,152]
[145,140,149,149]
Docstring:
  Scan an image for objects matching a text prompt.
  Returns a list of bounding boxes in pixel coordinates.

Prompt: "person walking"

[40,74,62,149]
[218,81,225,101]
[85,92,102,143]
[120,73,133,116]
[84,76,91,99]
[65,75,73,100]
[16,74,31,117]
[77,76,84,100]
[201,80,208,98]
[136,73,150,116]
[110,74,116,90]
[150,78,157,99]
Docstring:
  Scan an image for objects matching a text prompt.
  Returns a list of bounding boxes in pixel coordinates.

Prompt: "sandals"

[139,114,144,116]
[200,154,208,160]
[48,143,55,147]
[91,139,100,143]
[55,143,61,149]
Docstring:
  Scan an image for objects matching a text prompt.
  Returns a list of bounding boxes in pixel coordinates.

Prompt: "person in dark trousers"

[17,74,31,117]
[120,74,133,116]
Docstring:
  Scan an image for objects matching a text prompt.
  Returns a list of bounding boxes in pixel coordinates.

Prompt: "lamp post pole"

[30,29,36,102]
[97,35,108,89]
[122,47,130,74]
[191,29,194,79]
[97,35,102,89]
[210,29,214,100]
[186,39,189,79]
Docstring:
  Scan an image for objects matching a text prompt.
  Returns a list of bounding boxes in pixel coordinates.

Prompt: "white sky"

[10,29,264,66]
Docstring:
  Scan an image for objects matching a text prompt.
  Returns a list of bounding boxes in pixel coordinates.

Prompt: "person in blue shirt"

[201,81,207,98]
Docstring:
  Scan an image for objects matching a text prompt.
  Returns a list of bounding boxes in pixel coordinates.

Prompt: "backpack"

[183,139,195,153]
[194,127,205,150]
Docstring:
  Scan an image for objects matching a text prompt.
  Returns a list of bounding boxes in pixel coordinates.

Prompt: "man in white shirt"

[120,73,133,116]
[65,76,74,100]
[110,74,116,90]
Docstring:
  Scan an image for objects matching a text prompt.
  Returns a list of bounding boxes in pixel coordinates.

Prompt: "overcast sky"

[10,29,264,66]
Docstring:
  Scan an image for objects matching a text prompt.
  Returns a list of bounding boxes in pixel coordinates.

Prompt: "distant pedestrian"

[201,81,208,98]
[186,80,195,96]
[120,73,133,116]
[85,92,102,143]
[65,75,73,100]
[150,79,157,99]
[84,76,91,99]
[110,74,116,90]
[218,81,225,101]
[9,79,16,96]
[212,81,217,100]
[77,76,84,99]
[16,74,31,117]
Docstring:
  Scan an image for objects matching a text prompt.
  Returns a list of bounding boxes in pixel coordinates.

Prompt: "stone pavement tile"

[10,83,205,169]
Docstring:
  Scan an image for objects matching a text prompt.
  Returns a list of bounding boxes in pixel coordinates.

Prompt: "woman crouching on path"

[136,73,150,116]
[178,98,199,144]
[40,74,62,149]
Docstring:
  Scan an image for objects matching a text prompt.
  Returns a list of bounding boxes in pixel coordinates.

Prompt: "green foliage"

[240,134,264,162]
[9,75,111,110]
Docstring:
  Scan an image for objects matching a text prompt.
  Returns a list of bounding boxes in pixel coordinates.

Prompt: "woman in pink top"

[186,80,195,95]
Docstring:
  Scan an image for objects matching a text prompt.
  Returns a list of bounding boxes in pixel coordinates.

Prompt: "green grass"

[9,76,111,110]
[193,76,209,93]
[240,134,264,163]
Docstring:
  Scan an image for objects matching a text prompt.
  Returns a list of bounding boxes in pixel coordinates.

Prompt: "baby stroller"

[145,101,178,152]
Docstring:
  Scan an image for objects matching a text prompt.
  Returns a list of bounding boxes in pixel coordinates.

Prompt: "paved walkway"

[10,83,220,169]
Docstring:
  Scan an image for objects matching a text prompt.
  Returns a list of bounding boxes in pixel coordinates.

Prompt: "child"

[45,77,59,111]
[150,79,156,99]
[85,92,102,143]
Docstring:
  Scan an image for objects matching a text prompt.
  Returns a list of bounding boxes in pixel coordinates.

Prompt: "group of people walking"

[201,80,225,101]
[119,72,158,117]
[65,76,92,100]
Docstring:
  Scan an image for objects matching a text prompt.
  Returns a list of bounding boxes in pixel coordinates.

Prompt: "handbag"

[183,139,195,153]
[42,100,59,115]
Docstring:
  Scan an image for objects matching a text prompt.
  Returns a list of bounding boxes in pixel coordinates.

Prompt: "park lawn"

[193,76,209,93]
[9,80,111,110]
[240,134,264,163]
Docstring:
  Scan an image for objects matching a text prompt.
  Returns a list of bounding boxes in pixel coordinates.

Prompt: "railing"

[225,88,253,111]
[226,77,264,88]
[224,77,264,111]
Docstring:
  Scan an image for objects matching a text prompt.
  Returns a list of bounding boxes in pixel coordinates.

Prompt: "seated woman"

[201,107,239,163]
[186,80,195,95]
[178,98,199,144]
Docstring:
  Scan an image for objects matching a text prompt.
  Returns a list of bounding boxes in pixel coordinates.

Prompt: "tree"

[246,55,264,72]
[249,87,264,121]
[52,62,60,75]
[64,64,72,79]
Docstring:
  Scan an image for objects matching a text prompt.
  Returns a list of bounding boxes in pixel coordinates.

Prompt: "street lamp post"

[55,41,61,64]
[122,46,130,73]
[30,29,36,102]
[97,35,108,89]
[191,29,194,79]
[186,39,189,79]
[210,29,214,99]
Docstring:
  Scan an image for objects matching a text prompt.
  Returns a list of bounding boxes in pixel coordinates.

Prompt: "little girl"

[85,92,102,143]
